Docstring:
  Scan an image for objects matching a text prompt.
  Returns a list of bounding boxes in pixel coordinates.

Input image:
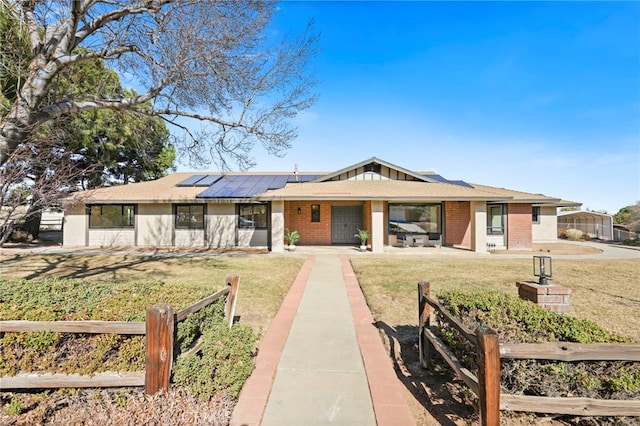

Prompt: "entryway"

[331,205,362,245]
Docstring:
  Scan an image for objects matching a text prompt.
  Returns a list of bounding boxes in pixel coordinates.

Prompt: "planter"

[359,245,367,252]
[288,245,296,251]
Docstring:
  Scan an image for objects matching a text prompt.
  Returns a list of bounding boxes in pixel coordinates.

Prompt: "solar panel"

[196,174,293,198]
[268,175,290,189]
[422,174,472,188]
[176,175,207,187]
[195,174,222,186]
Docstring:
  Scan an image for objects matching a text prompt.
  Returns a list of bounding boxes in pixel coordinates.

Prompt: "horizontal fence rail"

[0,372,145,389]
[0,274,240,394]
[500,342,640,362]
[418,281,640,424]
[0,320,146,334]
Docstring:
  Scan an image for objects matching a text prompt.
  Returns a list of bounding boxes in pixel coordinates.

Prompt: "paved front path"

[230,255,415,426]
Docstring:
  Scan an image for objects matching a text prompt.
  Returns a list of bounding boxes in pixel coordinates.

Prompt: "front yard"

[1,248,637,425]
[350,256,640,425]
[0,251,303,425]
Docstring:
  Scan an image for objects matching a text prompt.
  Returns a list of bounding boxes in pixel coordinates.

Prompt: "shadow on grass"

[374,321,477,425]
[0,252,172,282]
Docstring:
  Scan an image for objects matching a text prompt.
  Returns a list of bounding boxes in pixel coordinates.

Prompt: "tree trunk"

[21,206,42,240]
[0,100,39,165]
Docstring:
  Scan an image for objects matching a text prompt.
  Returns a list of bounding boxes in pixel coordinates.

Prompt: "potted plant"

[355,229,369,252]
[285,228,300,251]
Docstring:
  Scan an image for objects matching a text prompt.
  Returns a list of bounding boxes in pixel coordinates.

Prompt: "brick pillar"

[516,281,572,313]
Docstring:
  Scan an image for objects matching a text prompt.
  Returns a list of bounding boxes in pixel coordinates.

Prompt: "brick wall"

[284,201,369,245]
[507,203,533,249]
[444,201,471,249]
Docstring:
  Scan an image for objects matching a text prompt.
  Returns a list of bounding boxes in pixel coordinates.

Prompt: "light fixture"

[533,255,552,285]
[297,207,301,215]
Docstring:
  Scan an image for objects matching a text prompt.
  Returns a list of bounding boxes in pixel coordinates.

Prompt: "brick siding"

[507,203,533,249]
[284,201,369,245]
[444,201,471,249]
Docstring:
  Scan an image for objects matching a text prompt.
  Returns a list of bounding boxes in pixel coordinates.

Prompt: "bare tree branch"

[1,0,317,170]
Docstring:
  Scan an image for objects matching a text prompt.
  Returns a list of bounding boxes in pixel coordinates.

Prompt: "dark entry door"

[331,205,362,244]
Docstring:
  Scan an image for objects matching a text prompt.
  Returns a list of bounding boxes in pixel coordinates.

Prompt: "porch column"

[470,201,487,253]
[371,200,384,253]
[271,200,285,253]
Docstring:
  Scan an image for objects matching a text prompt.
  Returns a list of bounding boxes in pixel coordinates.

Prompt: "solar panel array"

[196,174,310,198]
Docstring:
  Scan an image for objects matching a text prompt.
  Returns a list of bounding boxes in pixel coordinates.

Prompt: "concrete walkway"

[230,255,415,426]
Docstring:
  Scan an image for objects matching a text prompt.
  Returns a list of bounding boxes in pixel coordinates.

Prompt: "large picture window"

[388,204,441,234]
[89,205,135,228]
[238,204,268,228]
[175,204,205,229]
[487,204,505,235]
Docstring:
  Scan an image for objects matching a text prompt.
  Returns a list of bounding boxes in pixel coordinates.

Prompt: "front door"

[331,205,362,244]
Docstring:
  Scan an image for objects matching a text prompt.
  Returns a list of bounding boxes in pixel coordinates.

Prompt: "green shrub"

[4,394,24,415]
[434,290,639,401]
[1,278,259,403]
[621,238,640,246]
[438,290,630,344]
[172,300,258,401]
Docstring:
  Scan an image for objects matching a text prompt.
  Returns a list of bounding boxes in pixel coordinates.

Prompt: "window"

[388,204,441,234]
[238,204,268,228]
[175,204,205,229]
[487,205,505,235]
[532,206,540,224]
[311,204,320,222]
[89,205,135,228]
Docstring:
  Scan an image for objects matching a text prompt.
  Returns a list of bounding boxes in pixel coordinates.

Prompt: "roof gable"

[312,157,439,183]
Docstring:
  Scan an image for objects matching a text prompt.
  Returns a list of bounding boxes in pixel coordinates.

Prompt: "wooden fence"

[418,282,640,425]
[0,274,240,395]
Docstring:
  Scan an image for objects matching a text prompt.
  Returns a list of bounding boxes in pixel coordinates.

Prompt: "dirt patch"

[0,389,234,426]
[492,242,602,255]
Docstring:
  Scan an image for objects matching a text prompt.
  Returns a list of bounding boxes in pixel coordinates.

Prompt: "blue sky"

[193,1,640,214]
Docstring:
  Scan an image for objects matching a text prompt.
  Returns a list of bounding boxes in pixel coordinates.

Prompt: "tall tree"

[0,0,317,170]
[1,2,176,241]
[614,202,640,233]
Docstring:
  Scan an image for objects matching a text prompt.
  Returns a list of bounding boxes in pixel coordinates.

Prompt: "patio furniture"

[426,233,442,248]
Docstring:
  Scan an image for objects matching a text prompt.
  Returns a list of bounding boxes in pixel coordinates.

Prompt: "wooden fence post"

[476,326,500,426]
[145,304,174,395]
[418,281,431,369]
[224,274,240,328]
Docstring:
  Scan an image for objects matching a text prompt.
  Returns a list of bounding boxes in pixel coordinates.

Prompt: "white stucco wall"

[237,229,268,247]
[88,229,135,247]
[371,200,384,253]
[62,203,87,246]
[271,200,285,252]
[207,203,238,248]
[532,206,558,242]
[138,203,172,246]
[470,201,487,253]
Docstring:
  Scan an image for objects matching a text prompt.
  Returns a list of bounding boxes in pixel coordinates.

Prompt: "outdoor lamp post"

[533,255,552,285]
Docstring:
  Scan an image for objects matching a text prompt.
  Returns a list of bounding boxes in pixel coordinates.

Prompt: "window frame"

[174,204,206,229]
[311,204,321,222]
[238,203,268,229]
[487,204,505,235]
[532,206,540,224]
[387,203,442,235]
[88,204,136,229]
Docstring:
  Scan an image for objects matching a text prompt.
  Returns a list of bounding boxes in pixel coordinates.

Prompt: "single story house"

[63,157,580,253]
